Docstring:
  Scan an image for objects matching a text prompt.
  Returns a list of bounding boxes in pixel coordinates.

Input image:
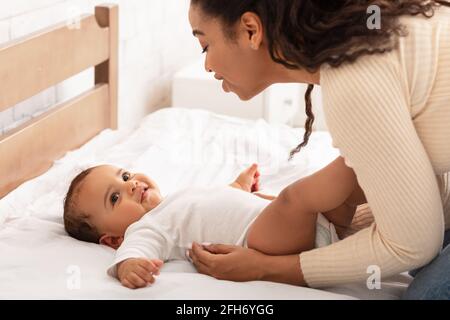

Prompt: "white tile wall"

[0,0,65,20]
[9,1,68,38]
[0,0,199,133]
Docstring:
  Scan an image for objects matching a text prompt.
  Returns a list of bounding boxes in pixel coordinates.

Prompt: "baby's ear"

[100,235,124,249]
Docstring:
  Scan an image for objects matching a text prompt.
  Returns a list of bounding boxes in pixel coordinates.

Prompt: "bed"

[0,4,412,300]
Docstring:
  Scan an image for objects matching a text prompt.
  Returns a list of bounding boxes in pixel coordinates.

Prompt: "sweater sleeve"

[299,50,445,287]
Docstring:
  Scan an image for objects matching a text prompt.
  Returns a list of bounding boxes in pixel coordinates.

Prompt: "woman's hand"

[188,243,265,282]
[188,242,307,286]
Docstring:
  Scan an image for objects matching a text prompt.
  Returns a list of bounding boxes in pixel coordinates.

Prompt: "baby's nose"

[129,180,138,192]
[131,180,147,193]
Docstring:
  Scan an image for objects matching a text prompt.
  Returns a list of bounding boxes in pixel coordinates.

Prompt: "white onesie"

[107,186,338,277]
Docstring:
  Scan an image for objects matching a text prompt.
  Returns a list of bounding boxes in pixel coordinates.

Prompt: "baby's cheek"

[146,191,163,209]
[138,187,162,210]
[122,203,146,220]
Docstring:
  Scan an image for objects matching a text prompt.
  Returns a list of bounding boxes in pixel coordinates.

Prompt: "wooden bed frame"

[0,4,118,199]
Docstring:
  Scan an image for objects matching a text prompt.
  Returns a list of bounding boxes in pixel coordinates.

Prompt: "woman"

[187,0,450,299]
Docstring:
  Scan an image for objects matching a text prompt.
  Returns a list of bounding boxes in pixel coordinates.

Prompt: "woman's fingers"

[189,243,242,278]
[204,243,237,254]
[189,251,211,276]
[190,242,214,266]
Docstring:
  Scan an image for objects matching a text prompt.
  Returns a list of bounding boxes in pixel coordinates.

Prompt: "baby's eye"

[110,192,120,205]
[202,45,209,54]
[122,172,131,181]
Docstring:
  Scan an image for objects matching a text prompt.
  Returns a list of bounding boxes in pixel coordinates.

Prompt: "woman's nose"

[204,59,212,73]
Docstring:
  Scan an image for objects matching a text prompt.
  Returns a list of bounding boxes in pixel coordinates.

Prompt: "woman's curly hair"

[191,0,450,159]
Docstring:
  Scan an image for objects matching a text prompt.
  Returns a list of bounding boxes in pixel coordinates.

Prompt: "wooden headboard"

[0,4,118,199]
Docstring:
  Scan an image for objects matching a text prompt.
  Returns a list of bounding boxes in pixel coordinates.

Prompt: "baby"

[64,164,344,289]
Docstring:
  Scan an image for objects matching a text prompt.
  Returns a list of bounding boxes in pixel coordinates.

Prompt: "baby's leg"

[247,156,365,255]
[246,196,318,256]
[322,203,356,229]
[321,180,367,231]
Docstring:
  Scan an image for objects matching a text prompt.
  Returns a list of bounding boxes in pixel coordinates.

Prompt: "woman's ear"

[240,12,263,50]
[99,234,124,249]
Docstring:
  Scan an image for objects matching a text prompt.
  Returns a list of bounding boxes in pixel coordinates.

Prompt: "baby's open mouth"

[141,187,149,203]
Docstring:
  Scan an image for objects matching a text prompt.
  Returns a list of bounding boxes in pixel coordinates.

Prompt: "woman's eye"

[122,172,131,181]
[110,192,119,205]
[202,45,209,54]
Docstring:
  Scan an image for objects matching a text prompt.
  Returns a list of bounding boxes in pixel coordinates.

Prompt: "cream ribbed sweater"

[300,6,450,287]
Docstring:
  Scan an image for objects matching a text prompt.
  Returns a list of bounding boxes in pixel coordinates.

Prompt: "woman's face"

[188,4,276,101]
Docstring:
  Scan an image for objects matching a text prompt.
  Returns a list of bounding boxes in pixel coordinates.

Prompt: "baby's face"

[77,165,162,243]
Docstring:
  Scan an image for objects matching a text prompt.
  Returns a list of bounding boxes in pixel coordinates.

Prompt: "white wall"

[0,0,200,133]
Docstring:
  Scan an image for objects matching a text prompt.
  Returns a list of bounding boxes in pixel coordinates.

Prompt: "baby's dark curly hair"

[63,167,101,244]
[191,0,450,159]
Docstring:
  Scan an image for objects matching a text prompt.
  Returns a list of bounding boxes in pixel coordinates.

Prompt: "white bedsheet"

[0,108,411,299]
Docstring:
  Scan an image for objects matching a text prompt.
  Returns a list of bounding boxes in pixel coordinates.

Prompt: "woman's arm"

[300,50,444,287]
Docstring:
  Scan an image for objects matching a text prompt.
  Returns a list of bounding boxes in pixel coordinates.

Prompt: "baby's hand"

[234,164,260,193]
[117,258,164,289]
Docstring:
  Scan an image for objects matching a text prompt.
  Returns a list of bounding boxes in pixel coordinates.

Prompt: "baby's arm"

[117,258,163,289]
[109,224,168,289]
